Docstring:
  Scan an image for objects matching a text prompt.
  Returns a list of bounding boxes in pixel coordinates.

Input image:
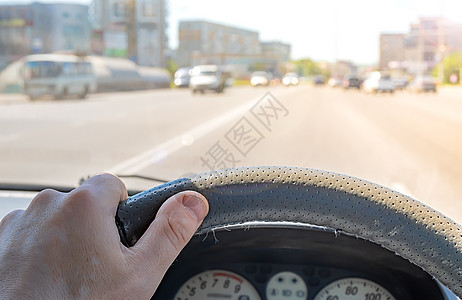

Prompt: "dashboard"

[153,224,446,299]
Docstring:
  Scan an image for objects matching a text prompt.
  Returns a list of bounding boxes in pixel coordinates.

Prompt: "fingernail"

[182,194,208,220]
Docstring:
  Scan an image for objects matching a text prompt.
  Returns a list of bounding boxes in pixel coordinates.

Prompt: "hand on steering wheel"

[0,173,209,299]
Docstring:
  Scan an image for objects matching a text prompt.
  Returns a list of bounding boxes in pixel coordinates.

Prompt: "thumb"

[132,191,209,274]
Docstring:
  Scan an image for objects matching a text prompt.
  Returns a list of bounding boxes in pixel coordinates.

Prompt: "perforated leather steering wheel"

[115,166,462,297]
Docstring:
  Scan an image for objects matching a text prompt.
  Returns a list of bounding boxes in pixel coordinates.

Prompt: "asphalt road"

[1,85,462,223]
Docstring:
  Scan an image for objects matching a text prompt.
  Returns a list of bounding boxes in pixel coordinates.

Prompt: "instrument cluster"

[152,225,445,300]
[174,263,396,300]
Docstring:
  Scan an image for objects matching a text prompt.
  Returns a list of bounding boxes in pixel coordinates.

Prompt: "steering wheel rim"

[116,166,462,296]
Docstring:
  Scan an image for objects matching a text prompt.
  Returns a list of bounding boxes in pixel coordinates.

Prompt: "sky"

[2,0,462,64]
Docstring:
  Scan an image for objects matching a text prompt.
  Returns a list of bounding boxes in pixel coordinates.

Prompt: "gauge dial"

[266,271,308,299]
[314,278,395,300]
[174,270,261,300]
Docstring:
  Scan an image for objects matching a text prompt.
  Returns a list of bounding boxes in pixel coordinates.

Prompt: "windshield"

[193,70,216,76]
[1,0,462,225]
[25,61,61,78]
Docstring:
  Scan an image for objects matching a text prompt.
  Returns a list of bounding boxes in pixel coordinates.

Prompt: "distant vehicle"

[328,75,344,87]
[90,56,171,92]
[250,71,271,87]
[408,76,437,93]
[313,75,326,85]
[343,75,360,89]
[362,72,395,93]
[189,65,229,94]
[138,67,172,89]
[392,77,409,91]
[270,76,282,86]
[22,54,96,100]
[282,73,299,86]
[174,67,191,88]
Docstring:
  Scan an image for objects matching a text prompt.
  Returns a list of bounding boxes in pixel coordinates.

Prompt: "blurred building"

[261,41,291,63]
[176,20,293,78]
[176,20,261,68]
[0,3,90,70]
[405,18,462,75]
[379,17,462,75]
[91,0,168,67]
[379,34,405,70]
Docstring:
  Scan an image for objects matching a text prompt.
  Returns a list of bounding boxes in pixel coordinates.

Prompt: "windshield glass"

[1,0,462,224]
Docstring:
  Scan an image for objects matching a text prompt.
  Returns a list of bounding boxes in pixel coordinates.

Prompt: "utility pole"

[437,18,445,85]
[437,2,445,84]
[417,21,424,77]
[127,0,137,63]
[159,0,165,68]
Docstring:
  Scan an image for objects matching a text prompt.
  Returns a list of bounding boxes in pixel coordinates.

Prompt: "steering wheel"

[115,166,462,297]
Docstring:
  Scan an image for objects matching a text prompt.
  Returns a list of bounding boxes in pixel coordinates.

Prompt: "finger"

[0,209,24,229]
[71,173,128,214]
[132,191,209,272]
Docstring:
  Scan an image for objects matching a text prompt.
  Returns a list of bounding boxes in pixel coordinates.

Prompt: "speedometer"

[313,278,395,300]
[174,270,261,300]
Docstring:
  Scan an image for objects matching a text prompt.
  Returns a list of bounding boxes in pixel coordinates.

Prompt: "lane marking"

[107,94,265,174]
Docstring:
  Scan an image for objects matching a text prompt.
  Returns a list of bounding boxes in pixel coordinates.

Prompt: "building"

[405,18,462,75]
[176,20,261,68]
[0,3,90,69]
[261,41,291,63]
[379,34,405,70]
[379,17,462,75]
[91,0,168,67]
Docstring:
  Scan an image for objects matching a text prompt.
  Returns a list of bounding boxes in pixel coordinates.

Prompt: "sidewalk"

[0,93,28,105]
[439,85,462,98]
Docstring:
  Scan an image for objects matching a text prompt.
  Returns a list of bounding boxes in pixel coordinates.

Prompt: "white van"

[22,54,97,100]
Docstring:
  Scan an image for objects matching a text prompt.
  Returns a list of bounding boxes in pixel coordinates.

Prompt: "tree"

[292,58,325,77]
[167,58,178,76]
[433,52,462,84]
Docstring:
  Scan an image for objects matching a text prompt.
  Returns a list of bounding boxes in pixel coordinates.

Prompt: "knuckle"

[93,172,116,182]
[1,209,24,225]
[65,186,95,209]
[93,173,123,187]
[28,188,60,209]
[162,214,193,252]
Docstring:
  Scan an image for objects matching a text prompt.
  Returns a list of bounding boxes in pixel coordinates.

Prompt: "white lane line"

[107,95,262,174]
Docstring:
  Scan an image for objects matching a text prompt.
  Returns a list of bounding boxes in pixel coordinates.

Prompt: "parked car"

[408,76,437,93]
[362,72,395,93]
[328,75,344,87]
[250,71,271,87]
[174,67,191,88]
[343,75,361,89]
[282,73,299,86]
[392,77,409,91]
[313,75,326,85]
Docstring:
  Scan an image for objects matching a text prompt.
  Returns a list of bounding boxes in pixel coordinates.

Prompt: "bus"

[22,54,97,100]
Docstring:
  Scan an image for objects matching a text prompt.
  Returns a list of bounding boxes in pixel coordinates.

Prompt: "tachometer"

[313,278,395,300]
[174,270,261,300]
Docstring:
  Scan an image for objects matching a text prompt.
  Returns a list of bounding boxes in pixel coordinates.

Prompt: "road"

[1,85,462,223]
